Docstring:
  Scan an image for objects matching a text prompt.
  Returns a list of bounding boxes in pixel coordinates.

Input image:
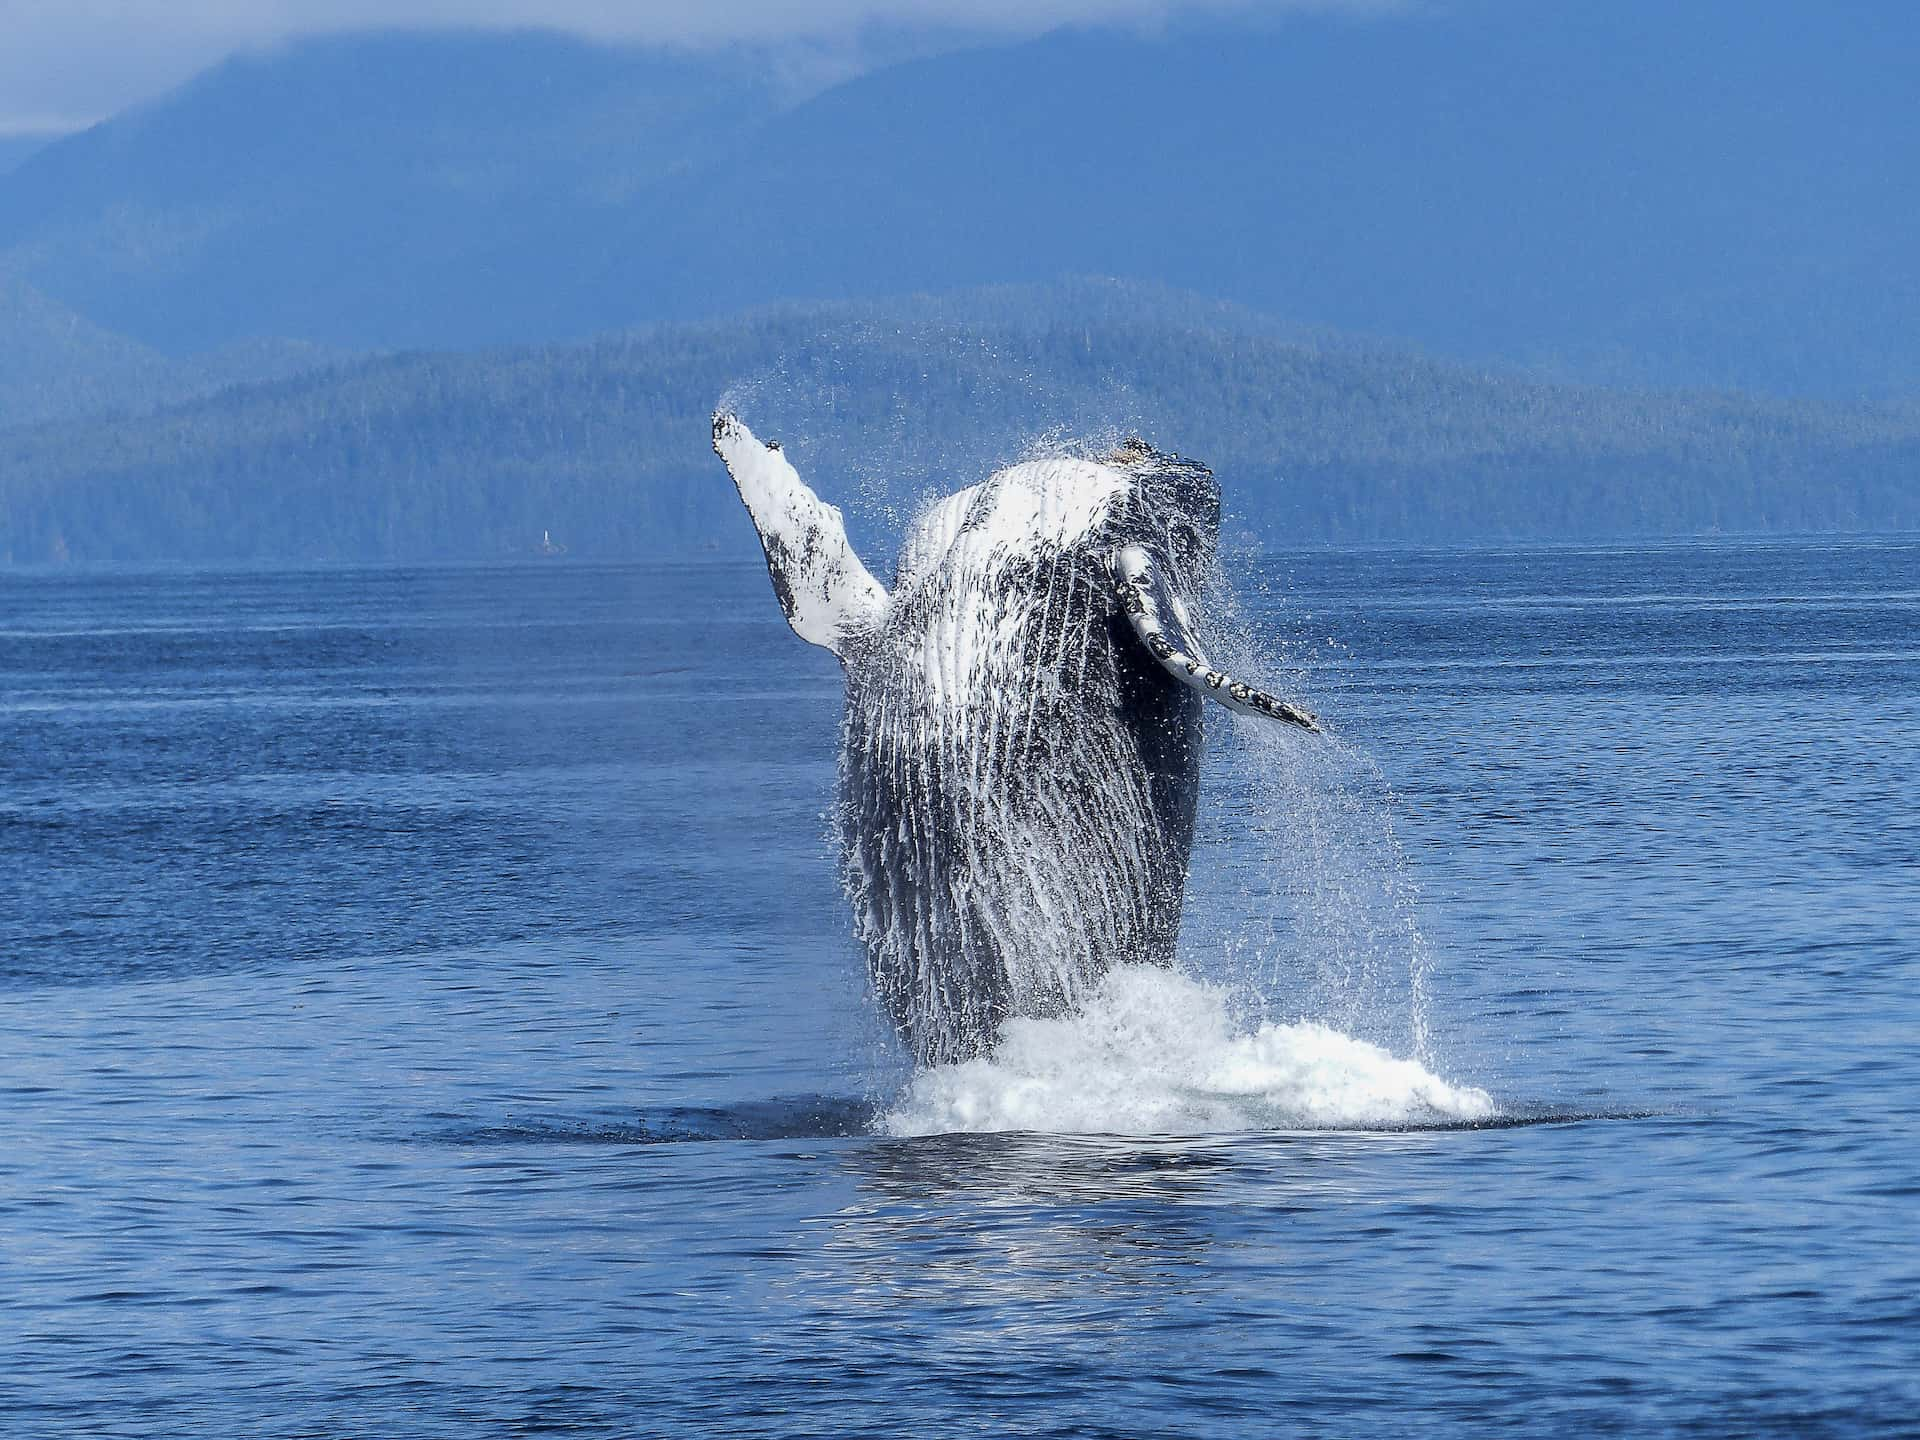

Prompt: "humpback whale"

[713,413,1318,1065]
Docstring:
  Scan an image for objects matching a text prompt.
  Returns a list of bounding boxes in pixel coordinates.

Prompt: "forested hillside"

[4,287,1915,567]
[0,135,53,177]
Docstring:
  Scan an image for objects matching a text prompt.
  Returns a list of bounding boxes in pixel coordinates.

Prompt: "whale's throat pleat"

[841,465,1202,1066]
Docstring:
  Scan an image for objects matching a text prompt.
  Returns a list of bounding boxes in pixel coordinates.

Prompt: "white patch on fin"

[1111,544,1320,732]
[713,412,889,656]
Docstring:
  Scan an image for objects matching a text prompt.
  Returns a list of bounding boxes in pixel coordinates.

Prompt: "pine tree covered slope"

[4,287,1915,567]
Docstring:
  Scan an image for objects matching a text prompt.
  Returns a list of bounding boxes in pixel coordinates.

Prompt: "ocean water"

[2,536,1915,1437]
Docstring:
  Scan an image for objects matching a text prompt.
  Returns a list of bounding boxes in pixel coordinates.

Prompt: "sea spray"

[1196,723,1442,1061]
[1188,556,1443,1066]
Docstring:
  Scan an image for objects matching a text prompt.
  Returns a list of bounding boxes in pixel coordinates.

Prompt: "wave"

[881,965,1495,1137]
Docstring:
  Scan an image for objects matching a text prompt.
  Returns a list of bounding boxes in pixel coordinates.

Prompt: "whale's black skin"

[712,416,1312,1066]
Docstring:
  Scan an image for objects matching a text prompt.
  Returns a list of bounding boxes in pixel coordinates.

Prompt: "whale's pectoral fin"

[1111,544,1320,733]
[713,412,889,657]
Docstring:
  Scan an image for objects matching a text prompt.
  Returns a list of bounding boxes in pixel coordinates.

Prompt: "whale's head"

[1096,438,1317,731]
[879,433,1315,730]
[1096,437,1221,593]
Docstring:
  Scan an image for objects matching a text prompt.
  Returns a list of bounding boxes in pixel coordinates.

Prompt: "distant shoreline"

[4,529,1915,581]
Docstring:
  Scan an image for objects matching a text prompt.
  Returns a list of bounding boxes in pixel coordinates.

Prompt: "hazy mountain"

[0,30,785,354]
[0,274,349,428]
[570,1,1920,397]
[0,276,173,422]
[1,6,1915,395]
[0,134,59,177]
[4,284,1914,568]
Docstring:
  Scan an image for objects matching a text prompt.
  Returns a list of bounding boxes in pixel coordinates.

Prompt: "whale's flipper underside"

[713,412,889,657]
[1111,544,1320,732]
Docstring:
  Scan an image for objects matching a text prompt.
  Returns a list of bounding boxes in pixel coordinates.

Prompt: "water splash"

[882,966,1493,1137]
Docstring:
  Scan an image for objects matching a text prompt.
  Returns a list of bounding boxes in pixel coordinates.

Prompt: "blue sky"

[0,0,1404,135]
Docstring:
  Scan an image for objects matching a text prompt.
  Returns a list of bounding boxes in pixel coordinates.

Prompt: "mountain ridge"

[0,7,1916,393]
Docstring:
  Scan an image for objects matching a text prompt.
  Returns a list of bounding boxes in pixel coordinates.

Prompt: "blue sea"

[2,536,1916,1437]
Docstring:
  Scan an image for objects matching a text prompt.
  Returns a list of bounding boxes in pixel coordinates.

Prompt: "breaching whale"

[713,412,1318,1065]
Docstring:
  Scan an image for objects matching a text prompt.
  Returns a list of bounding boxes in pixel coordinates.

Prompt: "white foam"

[880,965,1495,1137]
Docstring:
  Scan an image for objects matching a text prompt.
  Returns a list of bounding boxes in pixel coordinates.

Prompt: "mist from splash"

[1198,707,1441,1063]
[720,325,1488,1133]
